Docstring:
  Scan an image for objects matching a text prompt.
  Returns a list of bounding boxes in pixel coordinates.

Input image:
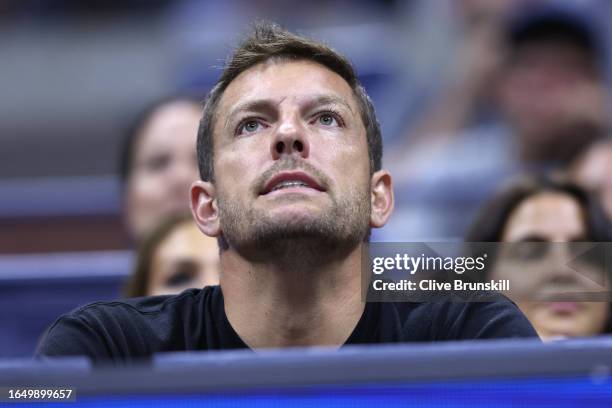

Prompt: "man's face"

[209,59,372,254]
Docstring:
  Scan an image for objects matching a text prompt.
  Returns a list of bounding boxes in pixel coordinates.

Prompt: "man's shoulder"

[387,293,538,341]
[36,286,220,361]
[66,287,207,320]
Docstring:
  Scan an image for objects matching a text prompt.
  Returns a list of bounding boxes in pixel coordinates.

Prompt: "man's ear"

[190,180,221,237]
[370,170,394,228]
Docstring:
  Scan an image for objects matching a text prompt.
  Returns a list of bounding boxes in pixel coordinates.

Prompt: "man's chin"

[218,192,370,259]
[254,200,331,222]
[255,214,335,238]
[257,194,328,210]
[235,218,365,265]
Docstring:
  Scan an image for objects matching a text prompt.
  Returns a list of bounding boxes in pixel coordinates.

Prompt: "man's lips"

[260,171,325,195]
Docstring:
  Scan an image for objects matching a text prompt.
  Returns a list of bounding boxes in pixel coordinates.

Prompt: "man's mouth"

[271,180,310,192]
[261,171,325,195]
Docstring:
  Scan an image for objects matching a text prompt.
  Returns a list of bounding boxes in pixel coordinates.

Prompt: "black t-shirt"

[36,285,537,363]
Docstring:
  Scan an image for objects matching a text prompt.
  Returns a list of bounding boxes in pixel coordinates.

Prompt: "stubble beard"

[217,186,371,270]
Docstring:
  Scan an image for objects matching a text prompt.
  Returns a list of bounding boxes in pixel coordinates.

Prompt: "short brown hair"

[196,22,382,182]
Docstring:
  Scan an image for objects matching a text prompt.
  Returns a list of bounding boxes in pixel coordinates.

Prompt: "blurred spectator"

[569,138,612,219]
[466,175,612,340]
[124,213,219,297]
[119,96,202,242]
[494,4,608,164]
[394,0,516,147]
[381,2,610,240]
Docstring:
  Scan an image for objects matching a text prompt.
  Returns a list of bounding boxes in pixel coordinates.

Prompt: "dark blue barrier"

[1,338,612,407]
[0,252,131,357]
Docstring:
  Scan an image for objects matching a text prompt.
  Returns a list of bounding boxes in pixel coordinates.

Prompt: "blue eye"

[238,120,262,135]
[318,113,338,126]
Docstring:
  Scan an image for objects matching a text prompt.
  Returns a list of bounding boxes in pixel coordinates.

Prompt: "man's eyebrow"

[224,99,278,129]
[306,95,355,115]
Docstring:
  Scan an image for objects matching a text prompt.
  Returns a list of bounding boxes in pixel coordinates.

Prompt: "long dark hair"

[466,175,612,242]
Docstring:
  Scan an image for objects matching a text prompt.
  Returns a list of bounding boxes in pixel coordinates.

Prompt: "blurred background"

[2,0,612,356]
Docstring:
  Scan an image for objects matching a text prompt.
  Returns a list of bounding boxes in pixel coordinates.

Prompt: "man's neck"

[220,244,365,349]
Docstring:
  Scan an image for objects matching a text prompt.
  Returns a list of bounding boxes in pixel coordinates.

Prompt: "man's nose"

[270,118,310,160]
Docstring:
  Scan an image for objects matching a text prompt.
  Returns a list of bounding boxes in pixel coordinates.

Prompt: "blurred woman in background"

[466,175,612,340]
[124,213,219,297]
[119,96,202,242]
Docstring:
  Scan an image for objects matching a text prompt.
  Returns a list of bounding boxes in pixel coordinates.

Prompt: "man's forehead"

[217,59,359,119]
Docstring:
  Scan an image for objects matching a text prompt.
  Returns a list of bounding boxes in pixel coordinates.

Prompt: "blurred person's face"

[147,220,219,296]
[126,102,201,240]
[492,192,608,339]
[571,141,612,219]
[192,59,392,257]
[498,41,604,162]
